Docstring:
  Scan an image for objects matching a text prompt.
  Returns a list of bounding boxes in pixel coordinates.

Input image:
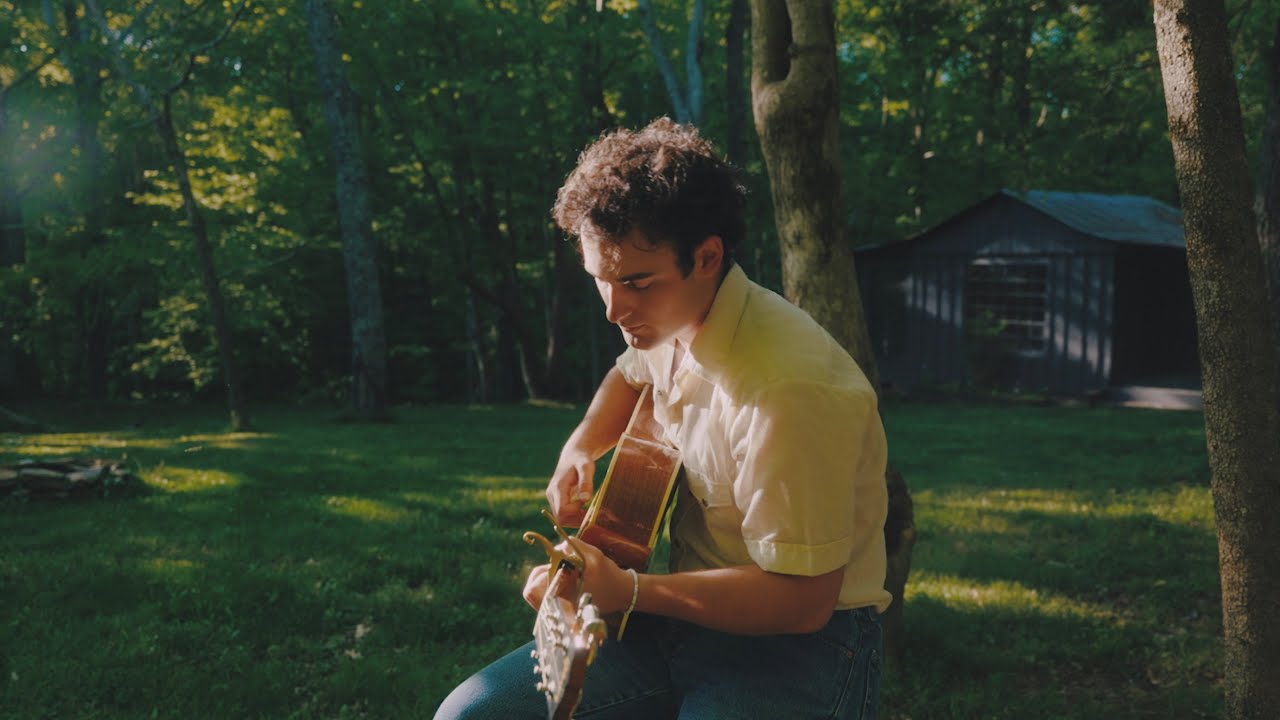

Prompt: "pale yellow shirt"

[616,265,892,612]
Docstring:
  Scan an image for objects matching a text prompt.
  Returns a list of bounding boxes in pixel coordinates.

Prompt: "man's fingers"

[557,504,586,528]
[523,564,551,610]
[546,460,596,526]
[571,461,595,503]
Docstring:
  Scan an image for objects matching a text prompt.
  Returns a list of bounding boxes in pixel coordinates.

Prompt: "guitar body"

[525,385,682,719]
[578,384,682,572]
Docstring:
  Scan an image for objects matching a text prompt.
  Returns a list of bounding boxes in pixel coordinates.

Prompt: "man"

[435,118,889,720]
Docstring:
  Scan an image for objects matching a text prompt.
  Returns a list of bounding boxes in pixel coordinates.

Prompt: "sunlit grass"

[0,399,1219,719]
[2,431,272,458]
[907,571,1121,622]
[323,495,418,524]
[144,465,246,492]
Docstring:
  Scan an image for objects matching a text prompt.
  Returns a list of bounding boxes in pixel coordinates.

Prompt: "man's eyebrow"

[584,266,656,283]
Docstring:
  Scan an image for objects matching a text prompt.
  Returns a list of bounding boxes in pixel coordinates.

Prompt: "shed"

[855,189,1199,396]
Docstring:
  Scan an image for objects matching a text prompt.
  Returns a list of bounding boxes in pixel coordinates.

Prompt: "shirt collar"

[686,263,750,383]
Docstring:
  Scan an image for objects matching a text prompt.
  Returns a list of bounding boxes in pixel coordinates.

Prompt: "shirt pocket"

[682,464,737,527]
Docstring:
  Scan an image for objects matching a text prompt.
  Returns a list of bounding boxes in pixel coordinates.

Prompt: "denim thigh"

[434,609,881,720]
[670,608,883,720]
[433,612,677,720]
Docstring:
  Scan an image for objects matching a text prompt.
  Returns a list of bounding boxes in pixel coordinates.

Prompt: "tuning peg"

[530,649,539,660]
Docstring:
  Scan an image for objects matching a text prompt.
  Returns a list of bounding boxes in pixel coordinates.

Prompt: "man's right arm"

[547,366,642,526]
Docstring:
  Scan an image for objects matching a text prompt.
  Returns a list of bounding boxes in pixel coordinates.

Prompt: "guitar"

[523,384,682,719]
[522,519,607,720]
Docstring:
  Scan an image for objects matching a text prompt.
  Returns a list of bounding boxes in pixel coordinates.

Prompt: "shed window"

[965,259,1049,353]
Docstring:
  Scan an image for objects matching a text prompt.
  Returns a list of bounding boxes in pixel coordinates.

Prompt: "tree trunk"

[684,0,706,126]
[0,87,23,398]
[1154,3,1280,719]
[84,0,250,429]
[751,0,912,668]
[543,228,577,399]
[637,0,705,125]
[1257,16,1280,389]
[305,0,390,421]
[156,98,252,431]
[43,1,112,398]
[725,0,749,168]
[59,0,112,399]
[750,0,877,388]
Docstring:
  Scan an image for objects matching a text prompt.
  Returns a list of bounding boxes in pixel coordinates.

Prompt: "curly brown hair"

[553,118,746,276]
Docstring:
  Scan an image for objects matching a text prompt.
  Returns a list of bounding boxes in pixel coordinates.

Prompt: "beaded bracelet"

[617,568,639,640]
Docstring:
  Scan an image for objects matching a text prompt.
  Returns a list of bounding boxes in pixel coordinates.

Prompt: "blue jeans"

[434,607,882,720]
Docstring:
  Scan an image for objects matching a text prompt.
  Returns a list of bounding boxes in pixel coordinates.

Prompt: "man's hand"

[521,538,633,615]
[543,368,639,526]
[522,562,552,610]
[545,452,596,527]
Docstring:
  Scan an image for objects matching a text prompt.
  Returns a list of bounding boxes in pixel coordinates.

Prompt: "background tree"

[750,0,877,383]
[1256,15,1280,383]
[750,0,915,665]
[1154,2,1280,718]
[305,0,389,421]
[2,0,1274,415]
[637,0,706,125]
[86,0,252,430]
[0,1,49,398]
[724,0,749,167]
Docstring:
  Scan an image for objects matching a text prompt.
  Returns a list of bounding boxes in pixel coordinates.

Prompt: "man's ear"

[694,235,725,278]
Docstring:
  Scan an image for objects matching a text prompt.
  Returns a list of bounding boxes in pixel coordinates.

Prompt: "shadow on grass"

[888,595,1220,719]
[1,401,1220,719]
[0,404,575,718]
[914,506,1219,616]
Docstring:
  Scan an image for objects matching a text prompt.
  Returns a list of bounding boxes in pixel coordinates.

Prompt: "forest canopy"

[1,0,1274,406]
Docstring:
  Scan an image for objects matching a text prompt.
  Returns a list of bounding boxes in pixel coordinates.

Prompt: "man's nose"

[601,283,629,324]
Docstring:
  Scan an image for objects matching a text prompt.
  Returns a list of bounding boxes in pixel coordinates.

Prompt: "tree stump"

[882,466,916,669]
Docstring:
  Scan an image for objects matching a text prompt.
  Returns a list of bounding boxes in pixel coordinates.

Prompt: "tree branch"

[164,0,250,99]
[0,52,53,97]
[685,0,706,124]
[637,0,691,123]
[85,0,158,114]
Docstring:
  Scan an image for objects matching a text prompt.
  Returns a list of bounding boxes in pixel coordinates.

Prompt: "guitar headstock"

[531,591,607,720]
[524,510,608,719]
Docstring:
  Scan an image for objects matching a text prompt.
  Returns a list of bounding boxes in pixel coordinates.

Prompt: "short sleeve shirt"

[615,265,892,612]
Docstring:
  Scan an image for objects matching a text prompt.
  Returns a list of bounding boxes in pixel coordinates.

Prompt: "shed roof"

[856,189,1186,255]
[1008,189,1184,248]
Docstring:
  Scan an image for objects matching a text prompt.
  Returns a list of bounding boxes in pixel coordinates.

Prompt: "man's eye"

[625,280,653,291]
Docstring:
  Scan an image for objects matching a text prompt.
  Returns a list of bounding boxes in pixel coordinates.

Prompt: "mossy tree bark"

[1154,3,1280,717]
[750,0,913,666]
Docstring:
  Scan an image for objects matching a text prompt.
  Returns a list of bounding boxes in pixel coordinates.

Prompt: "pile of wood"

[0,458,137,501]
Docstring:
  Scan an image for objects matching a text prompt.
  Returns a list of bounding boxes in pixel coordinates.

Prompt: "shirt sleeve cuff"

[614,348,650,389]
[745,536,853,577]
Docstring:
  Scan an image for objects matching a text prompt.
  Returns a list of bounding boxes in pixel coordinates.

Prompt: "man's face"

[580,227,722,350]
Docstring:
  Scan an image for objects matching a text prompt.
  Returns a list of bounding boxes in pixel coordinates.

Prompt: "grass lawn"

[1,399,1219,719]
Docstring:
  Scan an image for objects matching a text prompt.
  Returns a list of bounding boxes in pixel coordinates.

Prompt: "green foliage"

[836,0,1195,244]
[0,400,1218,718]
[1,0,1274,403]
